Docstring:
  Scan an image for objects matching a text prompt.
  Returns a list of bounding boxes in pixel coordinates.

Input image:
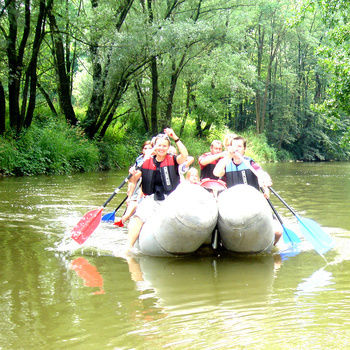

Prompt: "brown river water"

[1,162,350,349]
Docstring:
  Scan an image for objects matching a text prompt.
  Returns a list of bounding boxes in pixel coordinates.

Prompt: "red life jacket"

[198,152,221,180]
[141,155,180,196]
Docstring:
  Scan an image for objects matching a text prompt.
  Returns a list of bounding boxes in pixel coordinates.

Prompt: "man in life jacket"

[127,128,188,251]
[198,140,226,180]
[213,136,282,245]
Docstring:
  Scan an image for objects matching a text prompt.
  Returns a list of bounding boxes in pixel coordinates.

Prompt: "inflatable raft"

[133,182,274,256]
[217,184,275,253]
[134,182,218,256]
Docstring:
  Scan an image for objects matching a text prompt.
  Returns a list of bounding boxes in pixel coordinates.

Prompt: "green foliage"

[0,119,100,176]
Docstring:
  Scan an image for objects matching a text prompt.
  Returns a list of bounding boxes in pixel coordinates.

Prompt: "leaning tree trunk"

[47,2,78,126]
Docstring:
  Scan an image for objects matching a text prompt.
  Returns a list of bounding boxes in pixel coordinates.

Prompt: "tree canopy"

[0,0,349,161]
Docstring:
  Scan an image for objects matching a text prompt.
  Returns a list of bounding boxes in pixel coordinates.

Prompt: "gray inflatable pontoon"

[217,184,274,253]
[134,183,218,256]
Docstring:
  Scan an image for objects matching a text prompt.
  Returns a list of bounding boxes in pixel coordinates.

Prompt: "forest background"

[0,0,349,176]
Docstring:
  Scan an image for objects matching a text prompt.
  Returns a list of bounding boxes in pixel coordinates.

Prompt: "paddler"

[127,128,188,251]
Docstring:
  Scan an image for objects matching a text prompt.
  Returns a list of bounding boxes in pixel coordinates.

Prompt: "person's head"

[185,167,200,184]
[210,140,223,155]
[141,140,152,155]
[154,133,171,160]
[231,136,247,156]
[223,133,237,150]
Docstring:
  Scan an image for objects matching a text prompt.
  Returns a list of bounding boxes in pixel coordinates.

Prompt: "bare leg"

[273,219,283,245]
[121,200,138,224]
[127,216,144,249]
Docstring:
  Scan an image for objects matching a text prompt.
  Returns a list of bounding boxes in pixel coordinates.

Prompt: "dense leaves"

[0,0,349,166]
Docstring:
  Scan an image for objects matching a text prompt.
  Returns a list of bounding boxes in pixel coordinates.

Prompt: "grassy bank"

[0,116,284,176]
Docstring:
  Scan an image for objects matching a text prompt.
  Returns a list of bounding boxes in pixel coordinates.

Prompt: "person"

[198,140,226,180]
[185,167,200,184]
[127,128,188,250]
[213,136,282,245]
[114,140,153,227]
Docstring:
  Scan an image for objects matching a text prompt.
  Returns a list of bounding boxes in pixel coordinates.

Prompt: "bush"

[0,119,100,176]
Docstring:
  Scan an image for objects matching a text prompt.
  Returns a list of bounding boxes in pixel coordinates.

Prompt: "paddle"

[265,197,301,246]
[233,151,300,245]
[71,172,136,244]
[269,187,334,256]
[101,195,128,222]
[71,143,156,245]
[232,151,331,253]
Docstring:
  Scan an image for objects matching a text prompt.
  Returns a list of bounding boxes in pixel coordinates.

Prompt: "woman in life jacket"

[127,128,189,251]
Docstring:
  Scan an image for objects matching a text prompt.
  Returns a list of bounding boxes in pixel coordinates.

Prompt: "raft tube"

[217,184,274,253]
[134,183,218,257]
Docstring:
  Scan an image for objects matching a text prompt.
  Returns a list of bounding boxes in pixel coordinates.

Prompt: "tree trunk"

[0,80,5,135]
[162,54,186,129]
[47,1,78,126]
[147,0,158,134]
[179,81,191,137]
[84,43,106,138]
[24,0,47,128]
[37,82,58,116]
[254,23,264,134]
[150,56,159,135]
[135,82,150,132]
[6,0,30,133]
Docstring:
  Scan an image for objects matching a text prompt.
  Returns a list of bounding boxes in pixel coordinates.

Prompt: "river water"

[1,162,350,349]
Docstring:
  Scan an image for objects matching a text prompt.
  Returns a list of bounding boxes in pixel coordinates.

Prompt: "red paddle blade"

[71,208,103,244]
[113,219,124,227]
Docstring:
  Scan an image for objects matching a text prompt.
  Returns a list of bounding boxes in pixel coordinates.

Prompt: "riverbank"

[0,117,283,176]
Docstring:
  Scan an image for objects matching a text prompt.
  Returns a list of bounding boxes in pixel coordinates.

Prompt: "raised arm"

[199,152,226,166]
[164,128,188,164]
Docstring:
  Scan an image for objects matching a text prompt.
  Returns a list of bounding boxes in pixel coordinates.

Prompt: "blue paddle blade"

[297,216,334,255]
[280,248,301,261]
[101,211,116,222]
[282,225,301,245]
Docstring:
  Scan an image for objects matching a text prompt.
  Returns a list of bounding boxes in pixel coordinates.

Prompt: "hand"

[129,166,136,175]
[163,128,177,140]
[143,147,155,159]
[262,186,270,199]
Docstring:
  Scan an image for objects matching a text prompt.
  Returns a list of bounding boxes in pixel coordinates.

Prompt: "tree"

[1,0,47,134]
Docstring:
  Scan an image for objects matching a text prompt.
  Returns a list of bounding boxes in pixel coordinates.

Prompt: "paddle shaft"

[102,173,134,208]
[269,187,298,217]
[71,162,143,244]
[114,195,128,213]
[265,196,283,226]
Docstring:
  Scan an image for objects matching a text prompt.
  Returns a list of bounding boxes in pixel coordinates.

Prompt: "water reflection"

[124,254,281,311]
[2,163,350,349]
[70,257,105,295]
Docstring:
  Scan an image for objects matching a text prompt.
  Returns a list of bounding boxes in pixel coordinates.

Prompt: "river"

[1,162,350,349]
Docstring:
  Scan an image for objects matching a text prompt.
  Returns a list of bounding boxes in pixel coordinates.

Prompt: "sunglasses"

[154,134,170,143]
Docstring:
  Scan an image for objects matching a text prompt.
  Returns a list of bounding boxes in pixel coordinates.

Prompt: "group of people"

[119,128,282,252]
